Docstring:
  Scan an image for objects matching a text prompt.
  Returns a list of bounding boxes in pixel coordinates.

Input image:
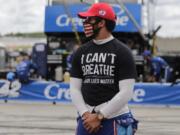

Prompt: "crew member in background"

[70,2,138,135]
[66,44,80,71]
[16,52,37,83]
[65,44,80,83]
[143,50,172,82]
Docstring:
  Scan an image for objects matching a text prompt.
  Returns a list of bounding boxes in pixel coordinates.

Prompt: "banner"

[1,80,180,105]
[130,83,180,105]
[45,3,141,33]
[0,80,71,102]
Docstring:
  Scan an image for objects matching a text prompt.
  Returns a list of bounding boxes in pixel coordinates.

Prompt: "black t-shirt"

[71,39,137,106]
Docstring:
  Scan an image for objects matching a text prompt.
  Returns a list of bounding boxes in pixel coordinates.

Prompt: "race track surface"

[0,101,180,135]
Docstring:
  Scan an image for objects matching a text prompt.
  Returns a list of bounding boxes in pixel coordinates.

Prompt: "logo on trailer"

[55,4,130,28]
[44,84,71,101]
[132,88,146,102]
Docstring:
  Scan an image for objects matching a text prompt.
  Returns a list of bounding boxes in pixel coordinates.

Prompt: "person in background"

[15,52,37,84]
[143,50,172,82]
[70,2,138,135]
[65,44,80,83]
[66,44,80,71]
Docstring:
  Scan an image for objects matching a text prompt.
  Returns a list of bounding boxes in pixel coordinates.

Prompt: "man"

[143,50,172,82]
[70,2,137,135]
[16,52,37,83]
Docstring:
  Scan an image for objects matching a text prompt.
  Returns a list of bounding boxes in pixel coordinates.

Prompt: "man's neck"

[95,34,111,40]
[94,30,111,40]
[93,35,114,45]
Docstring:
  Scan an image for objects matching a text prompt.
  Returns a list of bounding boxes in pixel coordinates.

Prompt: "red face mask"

[83,17,103,38]
[83,23,93,37]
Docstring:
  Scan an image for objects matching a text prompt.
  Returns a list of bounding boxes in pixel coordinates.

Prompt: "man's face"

[82,17,103,38]
[83,17,97,24]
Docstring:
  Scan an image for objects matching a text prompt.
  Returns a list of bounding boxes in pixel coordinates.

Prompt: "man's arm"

[70,77,89,116]
[99,79,135,118]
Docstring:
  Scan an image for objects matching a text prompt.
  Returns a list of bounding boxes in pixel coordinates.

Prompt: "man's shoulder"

[112,39,132,54]
[81,40,92,47]
[72,41,91,58]
[76,41,92,52]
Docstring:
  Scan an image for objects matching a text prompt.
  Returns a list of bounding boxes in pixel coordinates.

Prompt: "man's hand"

[82,111,91,120]
[82,113,102,133]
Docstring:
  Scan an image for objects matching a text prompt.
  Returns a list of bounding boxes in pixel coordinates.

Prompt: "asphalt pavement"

[0,101,180,135]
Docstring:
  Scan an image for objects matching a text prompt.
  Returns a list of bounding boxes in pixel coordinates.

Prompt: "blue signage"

[45,3,141,33]
[130,83,180,105]
[1,80,180,106]
[0,80,71,102]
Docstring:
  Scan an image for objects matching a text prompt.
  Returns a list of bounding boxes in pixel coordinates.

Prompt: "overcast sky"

[0,0,180,38]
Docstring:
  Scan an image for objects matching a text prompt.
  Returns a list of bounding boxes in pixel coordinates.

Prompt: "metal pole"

[63,0,82,45]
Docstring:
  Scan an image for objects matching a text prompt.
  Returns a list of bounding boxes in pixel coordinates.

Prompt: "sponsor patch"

[99,10,106,16]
